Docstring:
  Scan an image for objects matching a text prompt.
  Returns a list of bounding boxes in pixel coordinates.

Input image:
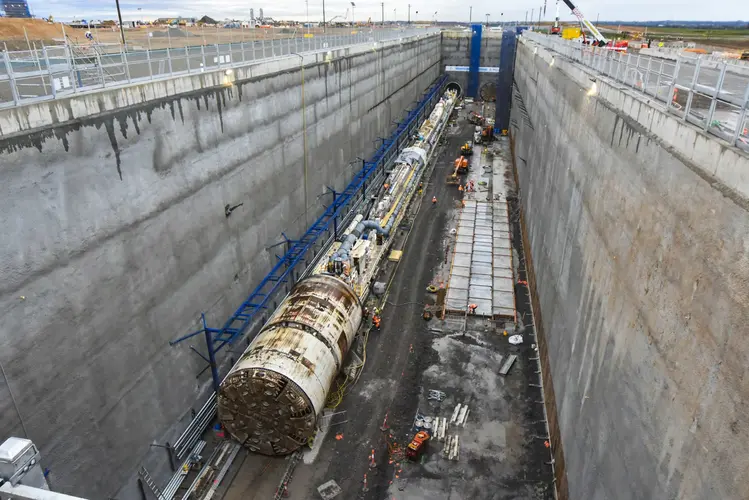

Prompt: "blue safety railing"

[172,74,448,390]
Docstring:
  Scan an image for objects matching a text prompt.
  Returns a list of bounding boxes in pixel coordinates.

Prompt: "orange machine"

[406,431,430,460]
[447,156,469,185]
[454,156,468,173]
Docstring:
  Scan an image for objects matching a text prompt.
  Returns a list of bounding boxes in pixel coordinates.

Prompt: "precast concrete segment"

[512,37,749,500]
[218,275,361,456]
[0,34,441,498]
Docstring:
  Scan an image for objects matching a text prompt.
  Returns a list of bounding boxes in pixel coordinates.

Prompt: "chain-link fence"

[0,27,438,108]
[523,31,749,152]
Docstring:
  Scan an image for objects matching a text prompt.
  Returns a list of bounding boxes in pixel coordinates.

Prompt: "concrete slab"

[494,279,515,294]
[495,267,514,279]
[473,252,493,264]
[447,166,517,322]
[446,288,468,306]
[469,286,493,300]
[493,255,513,270]
[499,355,518,376]
[471,298,493,316]
[474,243,493,254]
[471,265,492,277]
[452,266,471,277]
[475,234,493,245]
[493,291,516,310]
[470,275,493,288]
[450,276,470,290]
[455,242,473,254]
[454,253,472,267]
[494,246,513,257]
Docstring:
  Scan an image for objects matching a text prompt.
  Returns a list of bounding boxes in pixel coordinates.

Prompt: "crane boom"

[560,0,607,44]
[551,0,561,34]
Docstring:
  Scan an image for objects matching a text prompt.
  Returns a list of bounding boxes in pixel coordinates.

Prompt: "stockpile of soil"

[0,18,65,42]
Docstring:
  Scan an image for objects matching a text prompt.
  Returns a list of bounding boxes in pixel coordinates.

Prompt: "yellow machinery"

[562,27,581,40]
[460,142,473,156]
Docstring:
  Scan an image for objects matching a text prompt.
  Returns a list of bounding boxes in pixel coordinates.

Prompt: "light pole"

[469,6,472,24]
[291,53,309,230]
[306,0,309,34]
[115,0,126,47]
[393,8,396,23]
[408,4,411,24]
[381,2,384,26]
[351,1,356,26]
[323,0,326,31]
[500,12,503,28]
[485,13,489,27]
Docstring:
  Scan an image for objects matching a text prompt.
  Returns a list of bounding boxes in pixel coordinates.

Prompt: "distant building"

[1,0,32,18]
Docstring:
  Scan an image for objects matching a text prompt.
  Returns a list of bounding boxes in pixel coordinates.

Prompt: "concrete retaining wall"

[0,34,441,498]
[441,30,502,100]
[511,36,749,500]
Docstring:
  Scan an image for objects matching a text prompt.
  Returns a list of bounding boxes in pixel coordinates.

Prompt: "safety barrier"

[522,31,749,152]
[0,27,438,109]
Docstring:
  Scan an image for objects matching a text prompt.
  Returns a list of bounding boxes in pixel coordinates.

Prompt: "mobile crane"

[551,0,561,35]
[560,0,608,46]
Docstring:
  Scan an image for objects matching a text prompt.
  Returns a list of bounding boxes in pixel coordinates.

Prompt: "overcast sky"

[35,0,745,23]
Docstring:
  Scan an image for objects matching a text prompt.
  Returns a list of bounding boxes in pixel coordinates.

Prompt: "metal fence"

[0,27,438,109]
[522,31,749,152]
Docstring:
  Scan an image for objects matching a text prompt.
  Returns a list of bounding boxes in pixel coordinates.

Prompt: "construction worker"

[461,199,466,208]
[373,307,381,317]
[469,303,478,315]
[373,315,381,330]
[384,183,390,191]
[432,196,437,205]
[458,184,463,192]
[470,180,475,191]
[465,183,470,192]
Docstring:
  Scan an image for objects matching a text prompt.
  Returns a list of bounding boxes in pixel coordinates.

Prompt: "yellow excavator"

[460,141,473,156]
